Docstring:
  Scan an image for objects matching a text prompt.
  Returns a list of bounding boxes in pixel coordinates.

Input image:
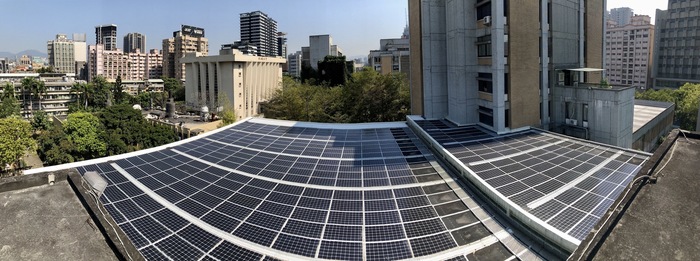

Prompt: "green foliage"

[0,117,36,173]
[265,70,410,123]
[162,77,182,99]
[36,125,74,165]
[635,83,700,130]
[21,77,46,111]
[317,55,352,87]
[31,110,52,131]
[64,112,107,161]
[97,104,177,154]
[90,76,112,109]
[70,82,93,110]
[217,93,237,128]
[0,83,20,118]
[113,76,126,105]
[36,66,55,73]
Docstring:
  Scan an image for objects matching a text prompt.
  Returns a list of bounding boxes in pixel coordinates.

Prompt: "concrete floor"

[0,181,117,260]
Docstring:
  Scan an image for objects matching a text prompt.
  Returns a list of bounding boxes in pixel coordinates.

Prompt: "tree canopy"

[0,117,36,173]
[636,83,700,131]
[63,112,107,161]
[264,69,409,123]
[0,83,20,118]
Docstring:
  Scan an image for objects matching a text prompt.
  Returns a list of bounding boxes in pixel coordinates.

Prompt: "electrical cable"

[81,178,134,261]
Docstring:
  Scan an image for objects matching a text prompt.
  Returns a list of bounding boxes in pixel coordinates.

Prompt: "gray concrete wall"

[551,85,635,148]
[551,0,581,67]
[421,0,449,119]
[445,0,478,124]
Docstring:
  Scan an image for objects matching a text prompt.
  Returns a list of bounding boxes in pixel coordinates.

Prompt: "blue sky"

[0,0,408,58]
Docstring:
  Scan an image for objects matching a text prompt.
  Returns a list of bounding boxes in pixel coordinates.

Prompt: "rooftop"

[0,179,118,260]
[570,130,700,260]
[633,99,675,133]
[13,116,661,260]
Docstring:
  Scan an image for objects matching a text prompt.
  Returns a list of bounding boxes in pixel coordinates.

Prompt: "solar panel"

[412,118,650,251]
[64,118,539,260]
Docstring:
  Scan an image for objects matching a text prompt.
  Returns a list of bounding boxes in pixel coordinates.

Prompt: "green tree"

[70,81,93,109]
[113,75,125,105]
[31,110,52,131]
[64,112,107,160]
[162,77,182,99]
[343,69,409,122]
[90,76,112,109]
[0,117,36,174]
[317,55,352,87]
[97,104,177,152]
[36,125,74,165]
[217,93,237,127]
[0,83,20,118]
[21,77,46,111]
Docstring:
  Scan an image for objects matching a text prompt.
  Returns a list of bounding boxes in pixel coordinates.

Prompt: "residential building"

[88,44,128,81]
[127,51,147,81]
[368,33,410,75]
[287,51,302,77]
[277,32,287,57]
[240,11,278,57]
[181,48,285,119]
[114,79,164,96]
[0,73,80,118]
[277,32,288,71]
[609,7,634,26]
[308,34,343,70]
[162,25,208,81]
[95,24,117,51]
[652,0,700,88]
[223,41,258,56]
[73,33,87,80]
[605,15,654,89]
[123,33,146,53]
[47,34,75,73]
[146,49,163,79]
[409,1,634,146]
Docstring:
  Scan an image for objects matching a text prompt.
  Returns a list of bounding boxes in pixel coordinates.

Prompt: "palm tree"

[31,80,47,111]
[21,77,41,113]
[71,82,92,109]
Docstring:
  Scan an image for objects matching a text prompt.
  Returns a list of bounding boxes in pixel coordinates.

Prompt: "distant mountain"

[0,50,47,59]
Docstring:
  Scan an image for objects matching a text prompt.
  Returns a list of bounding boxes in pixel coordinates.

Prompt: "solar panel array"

[412,119,649,243]
[74,119,537,261]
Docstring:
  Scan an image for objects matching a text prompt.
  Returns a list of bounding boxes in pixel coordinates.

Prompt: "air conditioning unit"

[565,118,578,125]
[483,16,492,25]
[582,121,588,128]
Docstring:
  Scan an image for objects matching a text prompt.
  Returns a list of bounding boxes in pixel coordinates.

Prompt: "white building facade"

[605,15,654,89]
[181,49,285,119]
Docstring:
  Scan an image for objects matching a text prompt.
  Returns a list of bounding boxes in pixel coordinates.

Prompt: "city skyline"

[0,0,408,59]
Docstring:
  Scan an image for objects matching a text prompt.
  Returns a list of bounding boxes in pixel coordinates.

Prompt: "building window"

[477,73,493,93]
[582,103,589,122]
[477,35,492,57]
[239,72,242,77]
[478,106,493,127]
[476,2,492,20]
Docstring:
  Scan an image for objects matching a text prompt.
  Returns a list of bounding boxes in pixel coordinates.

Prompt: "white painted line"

[468,139,568,166]
[527,151,624,209]
[172,149,444,191]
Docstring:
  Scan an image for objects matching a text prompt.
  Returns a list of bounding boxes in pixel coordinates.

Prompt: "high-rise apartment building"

[609,7,634,26]
[124,33,146,53]
[240,11,278,57]
[146,49,163,79]
[287,51,302,77]
[95,24,117,51]
[88,44,128,81]
[162,25,208,81]
[276,32,287,57]
[605,15,654,90]
[47,34,75,74]
[409,0,630,146]
[652,0,700,88]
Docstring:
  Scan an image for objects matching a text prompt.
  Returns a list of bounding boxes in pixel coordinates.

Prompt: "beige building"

[605,15,654,89]
[368,29,409,76]
[47,34,86,74]
[127,51,147,81]
[0,73,80,118]
[88,44,128,81]
[146,49,163,79]
[162,25,208,81]
[181,48,285,119]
